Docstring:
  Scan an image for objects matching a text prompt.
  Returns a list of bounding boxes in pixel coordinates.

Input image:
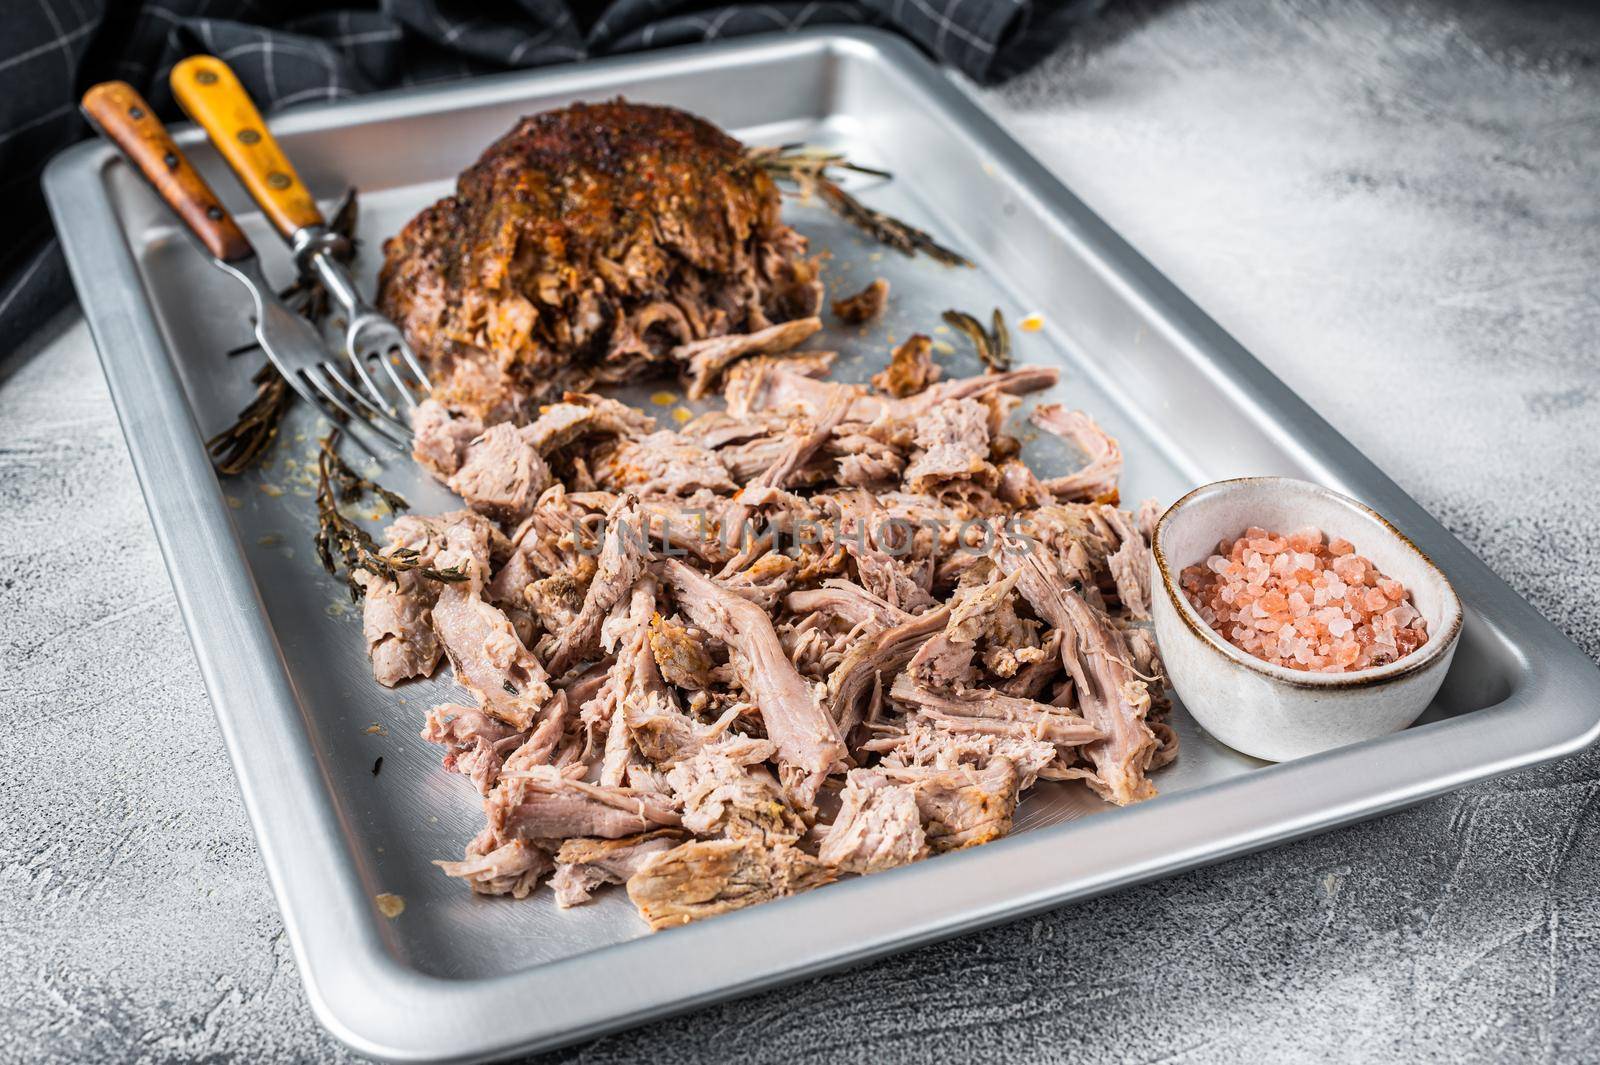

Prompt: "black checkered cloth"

[3,0,1103,357]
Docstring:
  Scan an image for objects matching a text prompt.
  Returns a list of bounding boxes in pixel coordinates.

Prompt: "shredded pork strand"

[370,108,1174,931]
[392,357,1171,926]
[394,363,1171,927]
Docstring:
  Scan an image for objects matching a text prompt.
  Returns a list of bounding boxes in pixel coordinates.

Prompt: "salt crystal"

[1180,523,1427,674]
[1332,556,1365,584]
[1287,526,1324,552]
[1386,602,1419,629]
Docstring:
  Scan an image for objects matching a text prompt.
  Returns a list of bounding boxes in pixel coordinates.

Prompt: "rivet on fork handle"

[169,55,325,240]
[79,81,252,264]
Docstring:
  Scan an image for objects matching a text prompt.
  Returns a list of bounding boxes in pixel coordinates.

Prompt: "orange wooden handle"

[169,55,325,238]
[81,81,252,262]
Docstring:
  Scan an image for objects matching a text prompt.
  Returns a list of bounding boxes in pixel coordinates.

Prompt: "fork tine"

[394,338,433,394]
[325,410,385,463]
[288,373,383,462]
[303,366,411,452]
[300,365,363,422]
[295,370,391,460]
[343,339,402,419]
[376,343,421,410]
[321,361,414,439]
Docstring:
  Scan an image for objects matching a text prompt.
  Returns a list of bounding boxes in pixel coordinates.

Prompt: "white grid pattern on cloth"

[2,0,105,355]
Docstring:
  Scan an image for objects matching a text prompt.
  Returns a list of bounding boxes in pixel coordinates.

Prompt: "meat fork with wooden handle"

[79,81,408,457]
[169,54,431,437]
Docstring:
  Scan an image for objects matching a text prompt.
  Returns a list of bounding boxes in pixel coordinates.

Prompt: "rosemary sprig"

[752,145,972,268]
[942,307,1012,371]
[314,429,466,601]
[207,361,291,475]
[755,143,892,181]
[207,188,360,476]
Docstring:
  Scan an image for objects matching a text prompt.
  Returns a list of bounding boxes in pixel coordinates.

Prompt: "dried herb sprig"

[753,144,892,182]
[942,307,1012,371]
[752,145,973,268]
[207,188,360,476]
[208,361,292,475]
[314,429,466,601]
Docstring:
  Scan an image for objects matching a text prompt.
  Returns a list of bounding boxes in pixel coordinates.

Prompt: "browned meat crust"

[832,278,889,324]
[871,332,940,398]
[626,837,836,930]
[380,100,822,420]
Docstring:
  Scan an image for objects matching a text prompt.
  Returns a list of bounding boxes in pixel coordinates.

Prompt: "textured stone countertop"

[4,1,1598,1062]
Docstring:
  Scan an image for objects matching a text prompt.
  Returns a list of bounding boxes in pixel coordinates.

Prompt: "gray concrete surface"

[4,0,1598,1061]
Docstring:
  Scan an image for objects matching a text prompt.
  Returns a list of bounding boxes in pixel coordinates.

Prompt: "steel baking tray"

[43,28,1600,1063]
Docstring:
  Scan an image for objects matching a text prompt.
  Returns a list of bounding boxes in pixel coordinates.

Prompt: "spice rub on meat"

[379,100,822,428]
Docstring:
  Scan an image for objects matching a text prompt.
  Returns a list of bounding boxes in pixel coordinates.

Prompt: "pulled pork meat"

[627,838,836,930]
[818,769,927,873]
[362,122,1174,924]
[380,342,1172,929]
[1032,405,1122,505]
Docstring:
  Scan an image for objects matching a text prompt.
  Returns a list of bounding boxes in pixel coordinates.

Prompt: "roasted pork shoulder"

[380,100,822,429]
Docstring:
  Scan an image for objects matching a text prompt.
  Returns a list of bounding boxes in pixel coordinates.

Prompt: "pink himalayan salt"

[1179,525,1429,673]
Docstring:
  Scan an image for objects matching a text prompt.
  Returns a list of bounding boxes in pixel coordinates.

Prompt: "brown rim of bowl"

[1152,477,1464,691]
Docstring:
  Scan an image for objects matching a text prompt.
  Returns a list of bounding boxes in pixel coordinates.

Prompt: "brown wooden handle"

[169,55,325,239]
[81,81,252,263]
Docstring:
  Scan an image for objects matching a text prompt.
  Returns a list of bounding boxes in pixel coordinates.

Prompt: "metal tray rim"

[43,27,1600,1064]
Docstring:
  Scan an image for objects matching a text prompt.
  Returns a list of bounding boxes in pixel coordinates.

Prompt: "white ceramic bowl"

[1150,477,1463,762]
